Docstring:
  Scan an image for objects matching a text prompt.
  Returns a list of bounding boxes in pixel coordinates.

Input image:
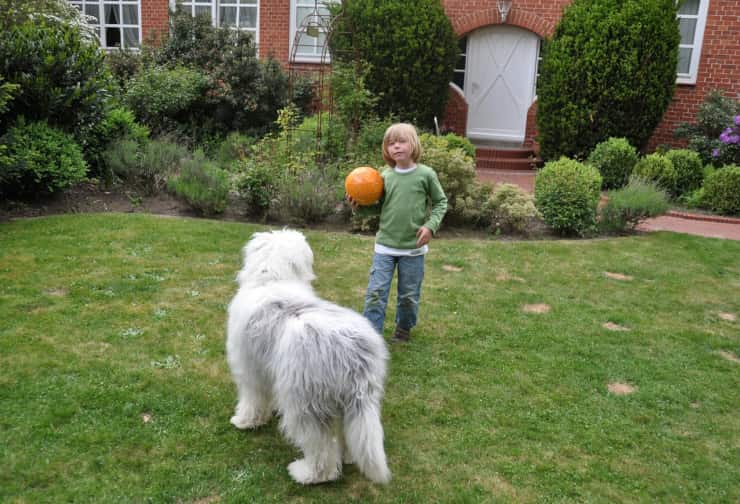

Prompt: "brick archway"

[450,8,556,39]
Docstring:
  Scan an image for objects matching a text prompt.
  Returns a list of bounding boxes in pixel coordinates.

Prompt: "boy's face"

[387,136,413,167]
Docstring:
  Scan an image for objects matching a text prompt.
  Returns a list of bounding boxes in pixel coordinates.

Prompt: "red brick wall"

[141,0,169,45]
[258,0,291,61]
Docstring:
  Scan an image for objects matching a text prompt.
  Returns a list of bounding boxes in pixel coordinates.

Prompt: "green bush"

[420,134,478,222]
[599,177,669,233]
[0,20,112,139]
[270,168,341,225]
[632,153,677,196]
[84,106,150,178]
[665,148,703,196]
[104,138,187,194]
[124,66,210,134]
[105,49,143,90]
[0,120,87,196]
[330,0,458,128]
[674,90,739,166]
[587,137,638,189]
[702,164,740,215]
[168,152,230,215]
[154,8,287,135]
[537,0,679,160]
[484,183,541,234]
[534,157,602,235]
[235,160,277,217]
[215,132,256,169]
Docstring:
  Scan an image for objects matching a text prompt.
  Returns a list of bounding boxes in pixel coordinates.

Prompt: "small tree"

[330,0,458,129]
[537,0,680,160]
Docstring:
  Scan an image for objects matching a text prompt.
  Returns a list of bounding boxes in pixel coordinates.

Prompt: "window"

[290,0,337,63]
[175,1,259,44]
[70,0,141,49]
[676,0,709,84]
[452,37,467,91]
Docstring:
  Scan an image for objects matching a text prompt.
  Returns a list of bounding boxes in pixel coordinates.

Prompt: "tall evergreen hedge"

[330,0,458,128]
[536,0,680,160]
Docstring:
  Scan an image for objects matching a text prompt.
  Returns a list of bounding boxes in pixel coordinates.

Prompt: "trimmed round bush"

[0,120,87,196]
[632,153,677,195]
[484,183,541,234]
[587,137,639,189]
[702,164,740,215]
[665,148,704,196]
[534,157,602,235]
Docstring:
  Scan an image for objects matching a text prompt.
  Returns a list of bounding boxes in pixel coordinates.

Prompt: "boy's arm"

[423,172,448,234]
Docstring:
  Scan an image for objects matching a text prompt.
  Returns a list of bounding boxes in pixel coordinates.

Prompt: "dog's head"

[237,229,316,287]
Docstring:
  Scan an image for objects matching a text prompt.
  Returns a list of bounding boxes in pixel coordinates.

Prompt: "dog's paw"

[288,459,340,485]
[230,414,268,430]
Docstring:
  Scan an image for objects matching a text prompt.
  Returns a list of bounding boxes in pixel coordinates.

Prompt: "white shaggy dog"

[226,229,391,485]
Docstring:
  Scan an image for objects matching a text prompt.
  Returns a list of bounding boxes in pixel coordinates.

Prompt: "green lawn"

[1,214,738,503]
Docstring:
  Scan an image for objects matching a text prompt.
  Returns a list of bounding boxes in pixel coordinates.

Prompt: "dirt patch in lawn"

[717,312,737,322]
[522,303,550,314]
[717,350,740,364]
[602,322,630,331]
[604,271,634,281]
[608,382,637,395]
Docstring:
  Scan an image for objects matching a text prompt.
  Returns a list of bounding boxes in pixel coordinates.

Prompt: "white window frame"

[290,0,337,63]
[70,0,142,49]
[676,0,709,85]
[170,0,259,47]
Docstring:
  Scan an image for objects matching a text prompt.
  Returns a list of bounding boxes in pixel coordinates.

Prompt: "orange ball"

[345,166,384,206]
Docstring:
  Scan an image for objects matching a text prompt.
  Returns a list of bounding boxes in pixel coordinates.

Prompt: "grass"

[1,213,738,503]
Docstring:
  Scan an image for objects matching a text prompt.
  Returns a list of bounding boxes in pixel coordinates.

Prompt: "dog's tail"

[344,398,391,484]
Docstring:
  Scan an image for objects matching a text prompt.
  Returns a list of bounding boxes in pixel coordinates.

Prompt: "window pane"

[453,70,464,89]
[123,27,140,47]
[105,26,121,47]
[105,4,120,24]
[195,5,211,18]
[678,0,700,16]
[220,6,237,26]
[297,7,312,26]
[296,32,316,54]
[679,18,697,45]
[239,7,257,28]
[677,47,692,74]
[85,4,100,22]
[122,4,138,24]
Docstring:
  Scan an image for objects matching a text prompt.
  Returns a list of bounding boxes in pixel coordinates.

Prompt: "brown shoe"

[391,326,410,343]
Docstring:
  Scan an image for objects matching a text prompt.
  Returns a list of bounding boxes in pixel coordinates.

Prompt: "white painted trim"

[676,0,709,85]
[289,0,335,63]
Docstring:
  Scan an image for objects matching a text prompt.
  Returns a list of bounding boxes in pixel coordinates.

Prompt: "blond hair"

[381,123,422,166]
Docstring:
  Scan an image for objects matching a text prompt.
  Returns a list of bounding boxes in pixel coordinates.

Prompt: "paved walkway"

[478,169,740,241]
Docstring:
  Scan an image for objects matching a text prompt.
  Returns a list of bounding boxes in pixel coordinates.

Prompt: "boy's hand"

[416,226,432,248]
[345,194,359,210]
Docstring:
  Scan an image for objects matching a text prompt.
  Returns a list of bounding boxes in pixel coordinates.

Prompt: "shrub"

[537,0,679,160]
[0,120,87,196]
[599,177,669,233]
[168,152,230,215]
[674,90,739,166]
[124,66,210,134]
[270,168,341,225]
[587,137,638,189]
[0,20,112,139]
[665,148,703,196]
[104,138,187,194]
[632,153,677,196]
[419,134,478,222]
[84,106,150,178]
[702,164,740,216]
[216,132,256,169]
[534,157,602,236]
[330,0,459,128]
[105,48,143,90]
[235,160,277,217]
[484,183,541,234]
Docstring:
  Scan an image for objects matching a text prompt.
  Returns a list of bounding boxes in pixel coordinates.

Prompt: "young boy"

[349,123,447,343]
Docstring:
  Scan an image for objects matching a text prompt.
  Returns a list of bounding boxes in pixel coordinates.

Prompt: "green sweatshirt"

[362,164,448,250]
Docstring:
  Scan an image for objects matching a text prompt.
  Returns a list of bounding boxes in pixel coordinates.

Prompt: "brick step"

[475,147,534,160]
[476,157,537,171]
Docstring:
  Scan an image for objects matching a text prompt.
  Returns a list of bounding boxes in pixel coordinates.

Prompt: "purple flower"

[735,115,740,126]
[712,148,720,158]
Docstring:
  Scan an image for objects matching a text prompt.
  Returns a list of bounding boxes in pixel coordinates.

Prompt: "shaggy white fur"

[226,229,391,485]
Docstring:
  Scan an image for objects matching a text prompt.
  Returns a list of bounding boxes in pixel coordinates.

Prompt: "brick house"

[72,0,737,164]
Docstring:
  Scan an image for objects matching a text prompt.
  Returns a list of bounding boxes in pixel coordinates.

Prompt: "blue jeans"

[363,253,425,335]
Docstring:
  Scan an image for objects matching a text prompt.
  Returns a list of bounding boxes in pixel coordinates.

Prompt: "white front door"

[465,25,540,146]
